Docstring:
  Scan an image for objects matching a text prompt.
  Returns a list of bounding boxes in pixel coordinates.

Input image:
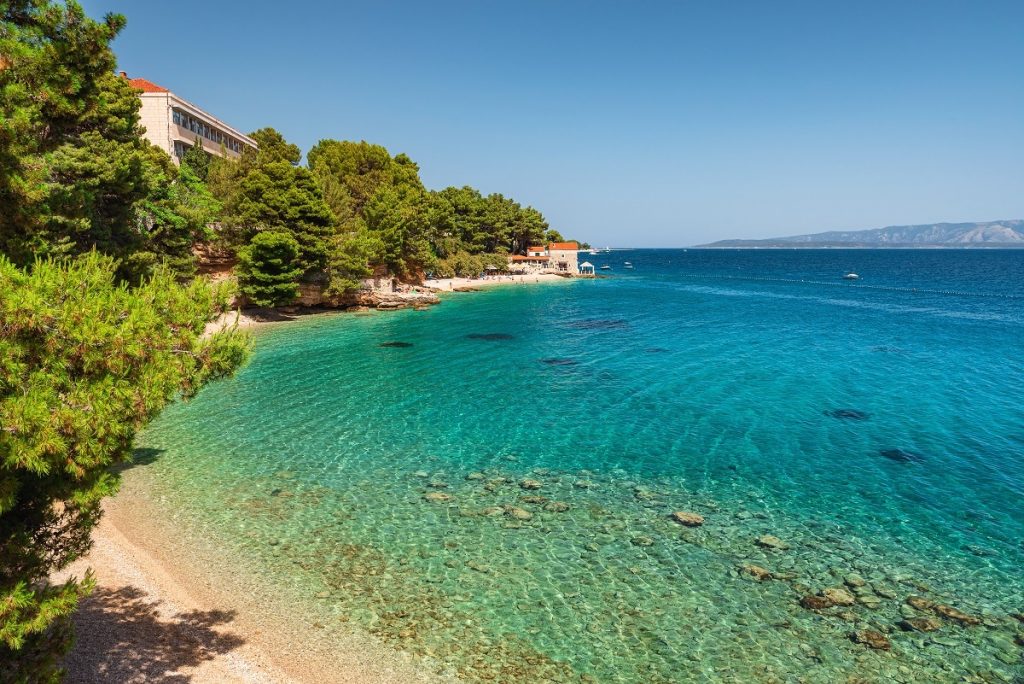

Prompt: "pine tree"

[0,253,250,681]
[236,231,303,307]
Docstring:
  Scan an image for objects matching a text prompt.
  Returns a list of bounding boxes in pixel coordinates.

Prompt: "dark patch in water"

[380,341,414,348]
[825,408,870,421]
[872,345,906,354]
[540,358,577,366]
[466,333,515,341]
[879,448,925,464]
[645,347,670,354]
[565,319,629,330]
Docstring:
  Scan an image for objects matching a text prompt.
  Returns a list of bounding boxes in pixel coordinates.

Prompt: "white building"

[124,73,257,163]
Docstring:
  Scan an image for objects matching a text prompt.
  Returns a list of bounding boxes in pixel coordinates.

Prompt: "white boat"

[624,261,633,269]
[589,250,599,255]
[843,272,860,280]
[600,265,611,270]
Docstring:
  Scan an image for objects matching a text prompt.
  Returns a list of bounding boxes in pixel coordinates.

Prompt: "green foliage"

[0,252,250,682]
[433,251,508,279]
[362,184,434,277]
[327,228,385,296]
[307,140,424,227]
[0,1,125,262]
[180,140,211,182]
[0,2,216,283]
[427,186,549,256]
[247,127,301,167]
[236,231,303,307]
[225,160,335,275]
[127,146,223,281]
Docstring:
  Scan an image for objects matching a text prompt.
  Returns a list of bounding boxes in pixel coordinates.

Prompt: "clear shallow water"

[136,250,1024,682]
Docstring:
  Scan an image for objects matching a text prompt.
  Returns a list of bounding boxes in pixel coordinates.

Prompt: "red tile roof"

[127,77,168,93]
[548,242,578,251]
[528,245,546,252]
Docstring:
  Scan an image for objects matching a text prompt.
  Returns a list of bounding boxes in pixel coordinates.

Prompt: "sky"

[81,0,1024,246]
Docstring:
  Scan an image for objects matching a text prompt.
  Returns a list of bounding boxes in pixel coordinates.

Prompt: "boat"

[589,250,599,255]
[843,272,860,280]
[600,265,611,270]
[624,261,633,269]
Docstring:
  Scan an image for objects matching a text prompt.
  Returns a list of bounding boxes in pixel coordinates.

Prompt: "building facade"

[546,242,579,273]
[124,73,258,163]
[508,242,580,273]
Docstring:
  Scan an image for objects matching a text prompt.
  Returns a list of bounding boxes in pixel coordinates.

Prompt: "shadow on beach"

[63,586,244,683]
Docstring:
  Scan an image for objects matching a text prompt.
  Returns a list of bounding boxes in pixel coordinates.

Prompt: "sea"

[135,249,1024,683]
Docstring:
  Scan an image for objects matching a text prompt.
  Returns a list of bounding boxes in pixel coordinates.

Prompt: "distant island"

[696,220,1024,249]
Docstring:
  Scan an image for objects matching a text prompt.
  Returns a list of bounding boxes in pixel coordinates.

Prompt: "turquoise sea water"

[136,250,1024,682]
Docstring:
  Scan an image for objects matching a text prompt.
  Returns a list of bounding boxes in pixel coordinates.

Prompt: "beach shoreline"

[422,272,571,291]
[55,476,448,684]
[204,273,574,336]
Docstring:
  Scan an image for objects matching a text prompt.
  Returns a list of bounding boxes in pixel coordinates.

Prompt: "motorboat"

[843,272,860,280]
[624,262,633,269]
[600,265,611,270]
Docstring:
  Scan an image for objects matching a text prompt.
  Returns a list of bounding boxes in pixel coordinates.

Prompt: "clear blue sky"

[82,0,1024,246]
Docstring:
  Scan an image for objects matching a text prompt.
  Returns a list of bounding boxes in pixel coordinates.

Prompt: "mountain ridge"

[697,220,1024,248]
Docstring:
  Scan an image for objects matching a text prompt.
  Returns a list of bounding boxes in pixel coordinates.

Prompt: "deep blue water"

[138,249,1024,682]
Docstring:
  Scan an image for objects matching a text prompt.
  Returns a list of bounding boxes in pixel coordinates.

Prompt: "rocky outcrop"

[296,283,440,311]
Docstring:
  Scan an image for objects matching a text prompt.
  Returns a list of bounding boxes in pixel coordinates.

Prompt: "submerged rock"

[520,495,547,504]
[801,595,834,610]
[933,603,982,626]
[906,595,935,612]
[465,472,486,481]
[879,448,925,464]
[756,535,790,551]
[899,617,942,632]
[851,630,891,650]
[822,587,856,606]
[844,573,867,588]
[671,511,705,527]
[825,408,870,421]
[504,506,533,521]
[631,535,655,547]
[423,491,452,503]
[740,564,773,581]
[481,506,504,516]
[520,478,543,490]
[544,501,570,512]
[379,341,414,348]
[466,333,515,340]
